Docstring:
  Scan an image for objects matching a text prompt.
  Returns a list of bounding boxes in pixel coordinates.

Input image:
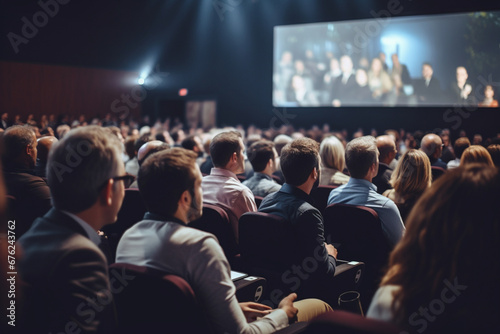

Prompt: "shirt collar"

[346,177,378,192]
[60,210,101,246]
[143,212,186,226]
[209,167,239,182]
[254,172,273,181]
[280,183,314,204]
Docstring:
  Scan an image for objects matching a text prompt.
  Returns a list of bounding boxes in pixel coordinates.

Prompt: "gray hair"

[47,126,122,213]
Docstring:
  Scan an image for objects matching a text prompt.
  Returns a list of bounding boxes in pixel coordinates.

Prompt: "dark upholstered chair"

[254,195,264,208]
[301,311,403,334]
[238,212,364,308]
[310,185,338,213]
[323,203,391,310]
[109,262,212,334]
[190,204,240,266]
[431,166,446,181]
[101,188,146,261]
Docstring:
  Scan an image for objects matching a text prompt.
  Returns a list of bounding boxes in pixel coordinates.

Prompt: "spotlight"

[138,78,145,85]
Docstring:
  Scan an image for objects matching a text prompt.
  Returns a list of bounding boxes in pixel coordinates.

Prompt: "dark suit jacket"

[258,184,336,301]
[18,209,115,333]
[4,169,52,236]
[372,163,393,195]
[332,73,358,104]
[414,77,442,104]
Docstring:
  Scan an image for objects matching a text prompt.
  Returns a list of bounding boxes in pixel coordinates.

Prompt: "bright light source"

[138,78,145,85]
[179,88,188,96]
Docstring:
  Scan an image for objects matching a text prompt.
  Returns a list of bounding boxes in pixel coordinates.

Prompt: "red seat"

[109,262,212,333]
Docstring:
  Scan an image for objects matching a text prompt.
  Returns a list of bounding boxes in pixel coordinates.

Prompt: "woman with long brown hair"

[367,164,500,332]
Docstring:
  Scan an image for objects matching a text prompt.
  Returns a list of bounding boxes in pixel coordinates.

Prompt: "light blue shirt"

[327,178,405,247]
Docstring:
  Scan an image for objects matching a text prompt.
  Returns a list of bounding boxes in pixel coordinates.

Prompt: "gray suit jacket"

[18,208,114,333]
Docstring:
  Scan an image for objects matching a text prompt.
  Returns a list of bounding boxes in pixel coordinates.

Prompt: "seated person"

[2,125,51,236]
[116,148,332,333]
[478,85,499,107]
[460,145,494,167]
[447,137,471,169]
[18,126,125,333]
[202,131,257,239]
[420,133,447,170]
[259,138,339,303]
[383,150,431,222]
[319,136,349,186]
[373,135,397,195]
[328,136,405,247]
[243,140,281,198]
[367,164,500,333]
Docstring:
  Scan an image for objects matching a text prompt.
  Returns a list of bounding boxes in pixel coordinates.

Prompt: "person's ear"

[99,179,114,206]
[178,189,191,210]
[312,167,318,180]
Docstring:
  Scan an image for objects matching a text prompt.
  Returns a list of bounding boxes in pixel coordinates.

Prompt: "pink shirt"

[202,168,257,239]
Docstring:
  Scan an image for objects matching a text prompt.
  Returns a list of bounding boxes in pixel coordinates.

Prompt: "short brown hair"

[247,140,275,172]
[453,137,471,159]
[280,138,319,186]
[486,144,500,167]
[210,131,242,168]
[138,148,198,217]
[345,136,378,179]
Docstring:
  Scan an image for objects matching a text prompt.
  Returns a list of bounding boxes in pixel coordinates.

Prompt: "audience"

[460,145,494,166]
[2,125,51,236]
[201,131,257,240]
[420,133,447,170]
[116,147,331,333]
[447,137,471,169]
[367,164,500,332]
[328,136,405,247]
[18,126,125,333]
[373,135,397,194]
[319,136,349,186]
[259,138,339,303]
[33,135,58,179]
[243,140,281,198]
[383,149,432,222]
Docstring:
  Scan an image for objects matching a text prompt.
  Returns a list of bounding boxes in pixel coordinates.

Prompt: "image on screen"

[273,11,500,108]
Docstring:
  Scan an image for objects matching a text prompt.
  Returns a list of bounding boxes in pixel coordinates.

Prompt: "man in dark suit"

[2,125,51,236]
[420,133,448,170]
[331,55,358,106]
[0,112,10,129]
[373,135,397,195]
[19,126,126,333]
[413,63,443,105]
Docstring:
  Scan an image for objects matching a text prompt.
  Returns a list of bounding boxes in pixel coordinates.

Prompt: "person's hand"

[278,293,299,323]
[325,243,338,259]
[239,302,272,323]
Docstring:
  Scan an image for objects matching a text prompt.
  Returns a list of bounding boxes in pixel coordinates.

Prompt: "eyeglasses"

[99,174,135,190]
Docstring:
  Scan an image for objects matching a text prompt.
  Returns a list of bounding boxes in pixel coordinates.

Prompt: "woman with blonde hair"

[319,136,349,186]
[383,149,431,221]
[367,164,500,332]
[460,145,494,166]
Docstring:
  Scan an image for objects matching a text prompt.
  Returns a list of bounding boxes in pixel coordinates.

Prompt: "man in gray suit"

[19,126,126,333]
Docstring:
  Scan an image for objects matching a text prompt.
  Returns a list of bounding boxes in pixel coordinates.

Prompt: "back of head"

[2,125,36,169]
[487,144,500,167]
[181,135,198,151]
[345,136,378,179]
[376,135,396,164]
[138,148,198,217]
[390,149,431,198]
[37,136,58,163]
[124,135,139,159]
[134,134,152,155]
[382,164,500,330]
[47,126,122,213]
[209,131,242,168]
[137,141,170,166]
[273,134,293,156]
[319,136,345,172]
[247,140,275,172]
[420,133,441,158]
[280,137,319,186]
[460,145,494,166]
[453,137,471,160]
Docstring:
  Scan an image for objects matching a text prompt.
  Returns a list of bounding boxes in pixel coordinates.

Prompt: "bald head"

[37,136,58,163]
[138,140,170,166]
[376,135,397,165]
[420,134,443,160]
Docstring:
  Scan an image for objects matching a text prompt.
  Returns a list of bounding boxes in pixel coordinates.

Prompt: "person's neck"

[295,180,313,195]
[72,208,104,231]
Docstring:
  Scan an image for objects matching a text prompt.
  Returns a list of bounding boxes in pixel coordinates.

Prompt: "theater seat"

[109,262,212,334]
[310,185,338,213]
[238,212,364,308]
[323,203,391,310]
[254,195,264,208]
[431,166,446,181]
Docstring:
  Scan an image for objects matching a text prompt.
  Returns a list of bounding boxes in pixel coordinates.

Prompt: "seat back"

[310,185,338,213]
[109,262,212,334]
[101,189,147,260]
[254,196,264,208]
[303,311,403,334]
[431,166,446,181]
[190,204,239,260]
